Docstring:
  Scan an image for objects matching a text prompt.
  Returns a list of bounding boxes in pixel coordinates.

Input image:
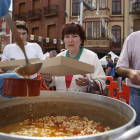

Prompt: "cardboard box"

[39,56,94,76]
[0,58,40,71]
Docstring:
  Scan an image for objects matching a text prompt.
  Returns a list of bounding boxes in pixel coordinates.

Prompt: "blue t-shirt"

[106,61,115,77]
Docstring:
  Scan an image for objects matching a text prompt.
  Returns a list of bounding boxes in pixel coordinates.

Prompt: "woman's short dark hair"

[14,20,29,34]
[61,22,86,46]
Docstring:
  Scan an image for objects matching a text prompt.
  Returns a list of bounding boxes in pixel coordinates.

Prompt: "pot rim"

[3,77,41,81]
[0,91,136,139]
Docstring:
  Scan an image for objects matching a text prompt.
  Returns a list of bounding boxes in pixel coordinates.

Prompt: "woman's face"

[64,34,82,51]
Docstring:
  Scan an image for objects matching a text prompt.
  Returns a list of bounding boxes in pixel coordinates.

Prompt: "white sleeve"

[117,35,132,68]
[90,54,106,90]
[35,43,45,60]
[1,45,10,61]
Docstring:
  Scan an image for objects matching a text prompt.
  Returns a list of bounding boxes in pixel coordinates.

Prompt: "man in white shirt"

[1,20,44,79]
[116,31,140,126]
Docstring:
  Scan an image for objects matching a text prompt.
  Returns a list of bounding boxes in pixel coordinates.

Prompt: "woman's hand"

[3,58,10,61]
[75,74,90,86]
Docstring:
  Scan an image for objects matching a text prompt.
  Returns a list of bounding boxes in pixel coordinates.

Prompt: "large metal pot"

[0,91,136,140]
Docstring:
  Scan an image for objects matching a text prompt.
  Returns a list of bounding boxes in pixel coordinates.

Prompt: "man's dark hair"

[114,57,118,61]
[61,22,86,46]
[14,20,29,34]
[106,54,111,58]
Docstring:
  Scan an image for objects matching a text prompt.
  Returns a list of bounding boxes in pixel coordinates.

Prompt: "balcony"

[84,9,110,17]
[72,13,80,16]
[112,11,121,15]
[15,12,27,21]
[132,2,140,13]
[44,4,58,17]
[28,8,42,20]
[0,28,6,37]
[84,38,123,51]
[111,38,124,48]
[43,39,57,49]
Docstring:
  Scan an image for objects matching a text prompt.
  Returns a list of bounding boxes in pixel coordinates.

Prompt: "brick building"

[13,0,66,53]
[0,11,12,54]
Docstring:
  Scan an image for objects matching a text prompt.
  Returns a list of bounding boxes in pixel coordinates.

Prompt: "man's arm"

[106,67,111,76]
[117,67,140,85]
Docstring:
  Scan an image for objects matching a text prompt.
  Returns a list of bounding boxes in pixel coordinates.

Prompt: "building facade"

[0,11,12,54]
[129,0,140,33]
[13,0,66,53]
[66,0,129,58]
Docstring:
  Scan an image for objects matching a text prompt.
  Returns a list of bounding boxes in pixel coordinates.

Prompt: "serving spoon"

[4,13,42,76]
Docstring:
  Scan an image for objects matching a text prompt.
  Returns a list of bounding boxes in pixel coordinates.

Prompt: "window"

[87,22,92,38]
[97,0,100,8]
[112,26,121,47]
[2,21,6,29]
[134,19,140,31]
[19,2,25,13]
[72,0,80,16]
[133,0,140,9]
[88,0,92,7]
[112,0,121,15]
[48,0,56,5]
[33,0,40,9]
[101,26,105,37]
[32,27,39,40]
[102,0,106,8]
[93,22,100,38]
[47,25,56,47]
[93,0,100,9]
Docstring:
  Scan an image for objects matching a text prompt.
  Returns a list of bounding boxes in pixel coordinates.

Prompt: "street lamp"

[79,0,94,25]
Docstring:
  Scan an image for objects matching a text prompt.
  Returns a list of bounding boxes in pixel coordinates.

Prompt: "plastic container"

[3,78,41,97]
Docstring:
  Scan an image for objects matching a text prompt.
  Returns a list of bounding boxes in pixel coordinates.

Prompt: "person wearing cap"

[105,54,115,85]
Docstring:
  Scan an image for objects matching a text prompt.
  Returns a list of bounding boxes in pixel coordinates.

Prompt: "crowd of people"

[0,20,140,127]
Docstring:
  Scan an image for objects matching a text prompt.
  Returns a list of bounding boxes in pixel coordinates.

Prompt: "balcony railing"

[72,12,80,16]
[15,12,27,21]
[28,8,42,20]
[85,39,110,47]
[44,4,58,17]
[84,38,124,48]
[132,2,140,13]
[43,39,57,49]
[84,9,110,17]
[111,38,124,48]
[0,28,6,37]
[112,11,121,15]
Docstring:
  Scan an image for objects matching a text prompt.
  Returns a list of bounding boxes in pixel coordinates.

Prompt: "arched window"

[112,0,121,15]
[112,26,121,48]
[72,0,80,16]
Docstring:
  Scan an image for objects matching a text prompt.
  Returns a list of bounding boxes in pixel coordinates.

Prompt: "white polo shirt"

[117,31,140,89]
[1,42,45,79]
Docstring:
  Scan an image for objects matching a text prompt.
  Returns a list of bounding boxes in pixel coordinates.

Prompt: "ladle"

[4,13,42,76]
